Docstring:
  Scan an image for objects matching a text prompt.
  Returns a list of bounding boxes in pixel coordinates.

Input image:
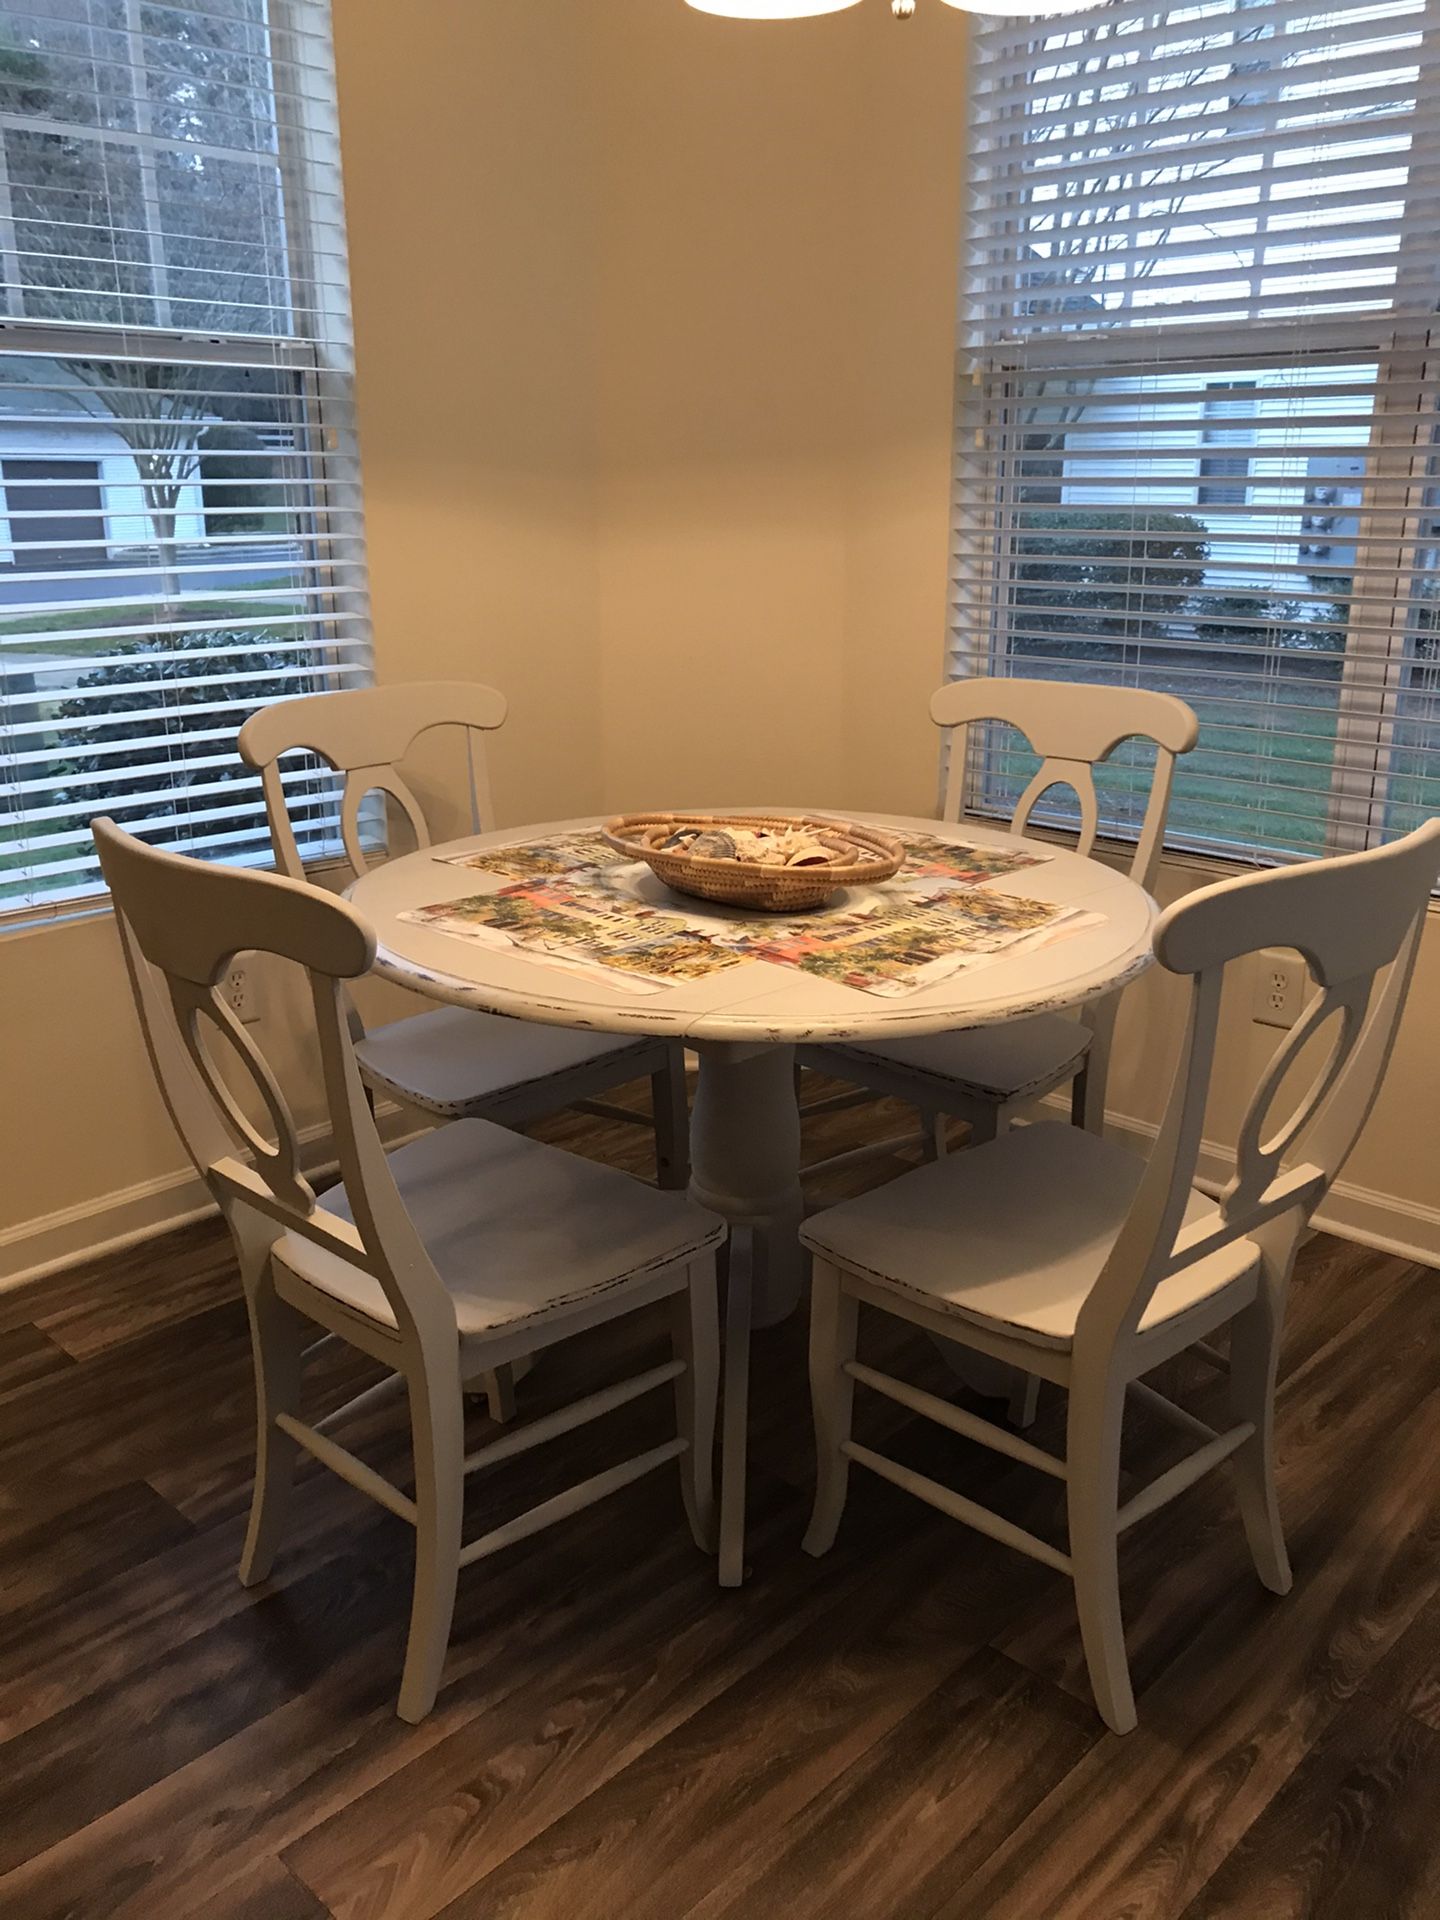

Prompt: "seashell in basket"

[687,830,739,861]
[602,811,906,912]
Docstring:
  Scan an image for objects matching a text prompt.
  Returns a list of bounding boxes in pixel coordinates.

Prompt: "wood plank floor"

[2,1075,1438,1920]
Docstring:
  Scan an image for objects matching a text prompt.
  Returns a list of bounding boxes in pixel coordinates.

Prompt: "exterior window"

[0,1,369,917]
[954,0,1440,868]
[1197,385,1256,508]
[3,458,106,565]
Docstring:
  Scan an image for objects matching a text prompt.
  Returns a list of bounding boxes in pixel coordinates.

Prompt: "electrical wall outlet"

[221,956,263,1025]
[1252,948,1307,1030]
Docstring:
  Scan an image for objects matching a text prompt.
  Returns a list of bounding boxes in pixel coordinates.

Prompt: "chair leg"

[1065,1369,1136,1734]
[397,1365,466,1724]
[238,1276,307,1588]
[1008,1370,1042,1429]
[672,1258,720,1553]
[923,1110,949,1161]
[476,1366,517,1424]
[1071,995,1116,1137]
[719,1236,753,1588]
[652,1043,691,1190]
[803,1260,859,1558]
[1228,1295,1293,1596]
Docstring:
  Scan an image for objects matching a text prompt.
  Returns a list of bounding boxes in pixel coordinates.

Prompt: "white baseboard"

[0,1102,419,1296]
[1039,1095,1440,1270]
[9,1082,1435,1301]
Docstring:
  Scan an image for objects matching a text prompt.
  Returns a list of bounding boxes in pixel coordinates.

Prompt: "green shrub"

[47,627,319,866]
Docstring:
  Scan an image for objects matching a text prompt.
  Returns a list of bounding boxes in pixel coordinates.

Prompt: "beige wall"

[0,1,609,1271]
[338,0,604,834]
[3,0,1437,1280]
[593,3,856,811]
[593,2,966,817]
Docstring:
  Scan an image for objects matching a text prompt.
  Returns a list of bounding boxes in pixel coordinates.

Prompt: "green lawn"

[0,586,303,657]
[989,657,1440,859]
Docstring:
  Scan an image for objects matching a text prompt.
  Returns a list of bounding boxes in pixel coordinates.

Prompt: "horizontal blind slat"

[956,0,1440,876]
[0,0,369,916]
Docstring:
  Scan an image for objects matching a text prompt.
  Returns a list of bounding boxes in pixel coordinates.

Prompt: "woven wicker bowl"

[602,812,906,912]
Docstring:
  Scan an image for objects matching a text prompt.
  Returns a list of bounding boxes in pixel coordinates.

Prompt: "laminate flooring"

[1,1075,1436,1919]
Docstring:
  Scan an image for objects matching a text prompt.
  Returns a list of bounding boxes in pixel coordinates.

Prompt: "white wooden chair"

[238,681,690,1190]
[93,818,725,1724]
[799,818,1440,1733]
[799,677,1198,1156]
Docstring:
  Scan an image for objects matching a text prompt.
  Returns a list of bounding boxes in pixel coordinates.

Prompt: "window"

[0,1,369,916]
[3,457,106,563]
[1197,382,1255,505]
[954,0,1440,870]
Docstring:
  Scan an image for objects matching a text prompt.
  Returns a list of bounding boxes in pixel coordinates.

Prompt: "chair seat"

[354,1005,655,1118]
[800,1122,1259,1351]
[834,1012,1091,1106]
[274,1119,723,1340]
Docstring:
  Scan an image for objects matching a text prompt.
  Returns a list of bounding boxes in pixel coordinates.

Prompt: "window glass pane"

[957,0,1440,871]
[979,358,1369,861]
[0,0,290,334]
[0,348,360,907]
[0,3,369,917]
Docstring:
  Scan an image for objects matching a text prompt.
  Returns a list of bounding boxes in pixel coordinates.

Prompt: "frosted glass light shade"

[685,1,863,16]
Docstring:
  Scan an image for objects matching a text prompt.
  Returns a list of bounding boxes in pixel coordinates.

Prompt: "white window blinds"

[0,0,368,916]
[954,0,1440,867]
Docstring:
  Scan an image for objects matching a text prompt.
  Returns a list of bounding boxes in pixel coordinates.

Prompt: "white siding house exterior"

[1055,364,1375,596]
[0,369,207,570]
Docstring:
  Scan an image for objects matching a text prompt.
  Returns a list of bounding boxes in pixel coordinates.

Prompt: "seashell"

[602,811,905,909]
[689,830,738,860]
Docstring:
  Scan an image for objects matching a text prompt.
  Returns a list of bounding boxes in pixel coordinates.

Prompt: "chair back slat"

[171,976,314,1216]
[1012,757,1102,858]
[238,681,508,881]
[1080,819,1440,1353]
[338,763,430,876]
[932,677,1199,890]
[93,818,456,1349]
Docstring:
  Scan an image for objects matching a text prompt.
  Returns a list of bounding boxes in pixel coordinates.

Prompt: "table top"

[348,812,1158,1045]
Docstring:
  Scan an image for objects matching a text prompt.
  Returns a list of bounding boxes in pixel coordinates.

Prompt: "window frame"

[953,0,1440,880]
[0,0,369,929]
[951,317,1439,872]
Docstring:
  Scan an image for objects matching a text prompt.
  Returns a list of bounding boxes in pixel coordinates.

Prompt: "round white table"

[349,811,1158,1329]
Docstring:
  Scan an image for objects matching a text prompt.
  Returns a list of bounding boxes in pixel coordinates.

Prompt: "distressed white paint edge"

[1035,1093,1440,1270]
[0,1100,422,1293]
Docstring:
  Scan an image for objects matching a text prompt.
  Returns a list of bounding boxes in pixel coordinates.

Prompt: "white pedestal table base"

[688,1041,806,1331]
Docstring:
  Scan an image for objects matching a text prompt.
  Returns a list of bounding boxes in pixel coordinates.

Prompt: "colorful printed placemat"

[436,832,630,882]
[402,834,1095,998]
[899,833,1050,885]
[401,876,747,994]
[738,888,1092,998]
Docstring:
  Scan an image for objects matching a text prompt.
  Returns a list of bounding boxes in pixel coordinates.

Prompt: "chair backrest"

[1079,819,1440,1354]
[932,676,1199,891]
[237,680,509,881]
[93,817,457,1352]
